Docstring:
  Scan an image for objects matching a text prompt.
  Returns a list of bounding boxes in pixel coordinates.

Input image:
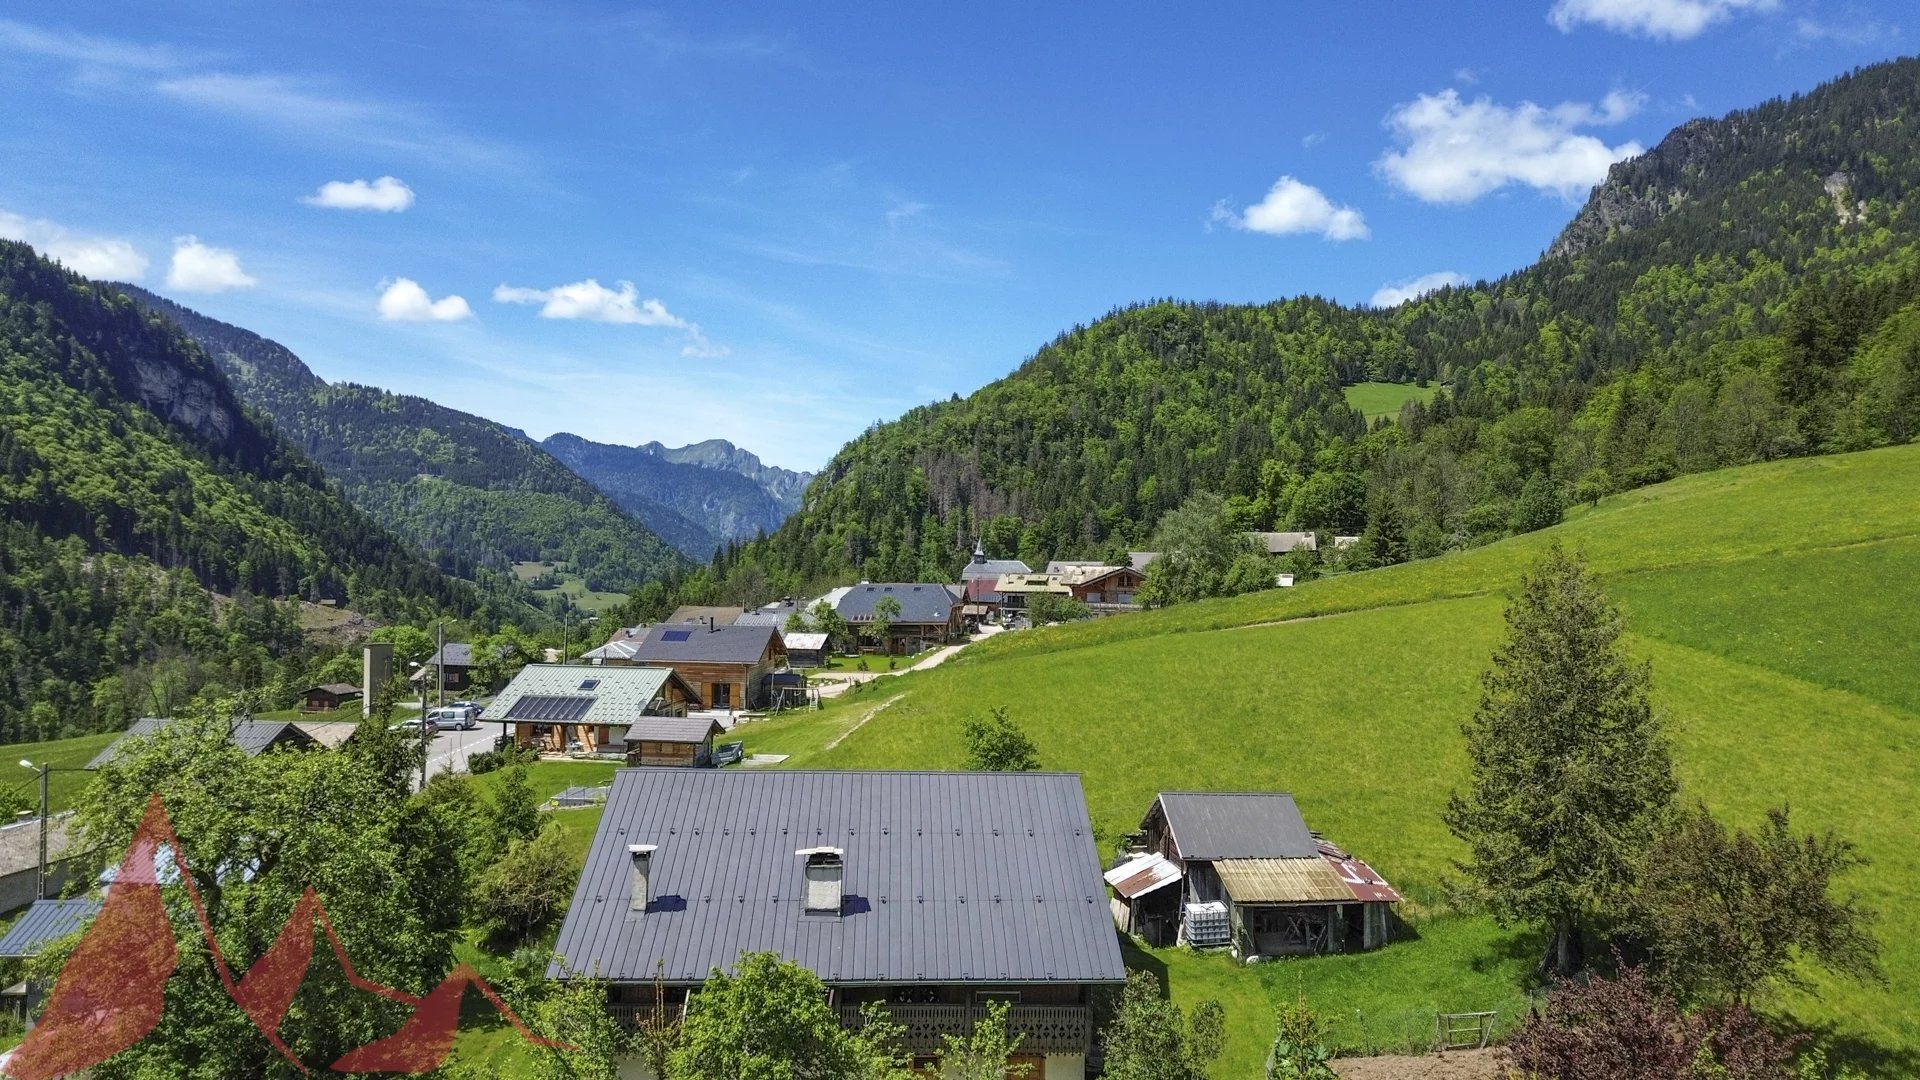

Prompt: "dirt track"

[1332,1047,1504,1080]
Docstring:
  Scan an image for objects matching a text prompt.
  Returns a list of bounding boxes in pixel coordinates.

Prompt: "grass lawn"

[1342,381,1439,421]
[812,648,936,674]
[3,732,115,814]
[740,444,1920,1075]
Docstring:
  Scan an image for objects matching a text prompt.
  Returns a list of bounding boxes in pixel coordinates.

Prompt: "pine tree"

[1443,544,1676,976]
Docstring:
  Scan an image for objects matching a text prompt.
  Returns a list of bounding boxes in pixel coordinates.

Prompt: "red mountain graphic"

[5,794,571,1079]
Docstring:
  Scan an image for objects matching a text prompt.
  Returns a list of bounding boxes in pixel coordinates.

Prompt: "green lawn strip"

[1611,534,1920,716]
[1342,381,1438,421]
[4,732,114,815]
[951,444,1920,667]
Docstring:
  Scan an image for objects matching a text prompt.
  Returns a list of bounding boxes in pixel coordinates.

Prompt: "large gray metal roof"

[553,770,1126,986]
[630,623,780,666]
[86,718,314,769]
[0,898,100,957]
[1151,792,1317,860]
[830,583,960,625]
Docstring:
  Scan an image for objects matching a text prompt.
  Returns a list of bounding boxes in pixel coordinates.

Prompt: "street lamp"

[18,759,48,900]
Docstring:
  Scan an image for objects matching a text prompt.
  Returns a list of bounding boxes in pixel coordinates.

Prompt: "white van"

[426,706,478,731]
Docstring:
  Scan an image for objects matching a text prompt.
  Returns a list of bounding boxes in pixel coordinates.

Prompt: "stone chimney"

[361,642,393,719]
[628,844,657,912]
[799,847,844,914]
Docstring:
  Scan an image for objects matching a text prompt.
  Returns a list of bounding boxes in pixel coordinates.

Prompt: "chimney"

[799,847,845,914]
[361,642,393,719]
[628,844,657,912]
[706,617,716,633]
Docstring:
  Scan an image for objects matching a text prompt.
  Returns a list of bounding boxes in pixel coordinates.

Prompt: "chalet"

[782,631,831,668]
[1109,792,1400,957]
[409,642,476,692]
[481,664,700,755]
[665,605,744,628]
[552,769,1126,1078]
[621,716,725,768]
[629,623,786,711]
[85,717,319,771]
[993,572,1071,613]
[301,683,361,713]
[734,597,806,629]
[1248,531,1318,555]
[818,583,962,654]
[1060,564,1144,610]
[958,543,1031,620]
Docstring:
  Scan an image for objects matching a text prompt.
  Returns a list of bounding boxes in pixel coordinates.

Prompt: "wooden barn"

[622,716,725,767]
[301,683,361,713]
[1109,792,1401,957]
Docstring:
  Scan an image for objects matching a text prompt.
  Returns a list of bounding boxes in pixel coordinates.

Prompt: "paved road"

[396,721,506,789]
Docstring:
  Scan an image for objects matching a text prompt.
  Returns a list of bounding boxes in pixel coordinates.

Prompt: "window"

[578,678,600,691]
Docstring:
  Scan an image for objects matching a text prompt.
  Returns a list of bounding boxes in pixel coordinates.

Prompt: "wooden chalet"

[1109,792,1400,957]
[480,664,700,755]
[817,582,963,654]
[409,642,476,692]
[301,683,361,713]
[628,623,786,710]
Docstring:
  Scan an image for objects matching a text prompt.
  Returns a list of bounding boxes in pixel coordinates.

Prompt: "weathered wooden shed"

[622,716,725,768]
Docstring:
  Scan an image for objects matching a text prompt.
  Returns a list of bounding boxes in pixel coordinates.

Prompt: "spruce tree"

[1444,544,1676,975]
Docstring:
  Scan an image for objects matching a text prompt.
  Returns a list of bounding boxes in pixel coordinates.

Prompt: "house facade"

[818,583,962,654]
[409,642,475,693]
[1111,792,1400,958]
[552,769,1127,1079]
[628,623,786,710]
[481,664,701,755]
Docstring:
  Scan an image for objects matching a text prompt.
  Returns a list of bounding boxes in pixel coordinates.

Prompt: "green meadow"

[754,444,1920,1075]
[1341,381,1439,422]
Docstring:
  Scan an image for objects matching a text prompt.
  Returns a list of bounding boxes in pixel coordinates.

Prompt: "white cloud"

[304,176,415,212]
[376,278,471,322]
[493,278,724,356]
[1377,89,1645,204]
[0,17,200,71]
[0,210,149,279]
[1548,0,1777,40]
[1370,271,1468,308]
[1211,177,1370,241]
[166,235,255,292]
[1792,16,1900,45]
[1453,67,1482,85]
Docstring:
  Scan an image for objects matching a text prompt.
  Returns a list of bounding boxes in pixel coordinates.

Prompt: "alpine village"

[0,9,1918,1080]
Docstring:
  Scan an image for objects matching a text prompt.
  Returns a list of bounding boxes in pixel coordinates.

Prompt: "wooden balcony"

[839,1003,1092,1055]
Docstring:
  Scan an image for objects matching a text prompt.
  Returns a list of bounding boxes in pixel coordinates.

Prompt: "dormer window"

[798,846,844,914]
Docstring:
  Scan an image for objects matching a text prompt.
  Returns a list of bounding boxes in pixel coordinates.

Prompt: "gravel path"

[1332,1048,1504,1080]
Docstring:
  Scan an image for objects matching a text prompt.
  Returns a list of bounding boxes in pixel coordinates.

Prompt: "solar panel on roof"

[504,694,595,722]
[662,630,692,642]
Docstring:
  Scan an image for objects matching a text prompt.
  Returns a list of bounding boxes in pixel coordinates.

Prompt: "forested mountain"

[722,57,1920,593]
[0,242,495,740]
[117,286,687,592]
[539,433,810,558]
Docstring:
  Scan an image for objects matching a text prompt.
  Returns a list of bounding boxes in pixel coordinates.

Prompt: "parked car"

[448,700,483,711]
[712,741,745,767]
[426,706,478,730]
[394,716,440,736]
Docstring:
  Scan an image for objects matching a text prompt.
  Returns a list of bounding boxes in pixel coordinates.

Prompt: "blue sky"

[0,1,1907,469]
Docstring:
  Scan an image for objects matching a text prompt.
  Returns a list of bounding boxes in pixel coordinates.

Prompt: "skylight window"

[578,678,600,691]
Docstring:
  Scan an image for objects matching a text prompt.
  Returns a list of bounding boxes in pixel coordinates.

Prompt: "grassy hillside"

[740,444,1920,1075]
[1342,381,1437,421]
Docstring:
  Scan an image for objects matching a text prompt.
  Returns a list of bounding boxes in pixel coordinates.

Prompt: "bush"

[1027,592,1093,623]
[961,708,1039,772]
[1266,998,1336,1080]
[472,825,581,948]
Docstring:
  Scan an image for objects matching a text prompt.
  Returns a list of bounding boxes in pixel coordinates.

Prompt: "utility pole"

[17,759,48,900]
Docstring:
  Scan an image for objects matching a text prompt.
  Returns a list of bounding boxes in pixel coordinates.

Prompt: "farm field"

[754,443,1920,1076]
[1342,381,1439,421]
[6,733,116,815]
[510,560,628,613]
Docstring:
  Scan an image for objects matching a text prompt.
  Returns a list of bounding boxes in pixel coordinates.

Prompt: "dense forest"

[118,286,687,591]
[718,58,1920,595]
[0,245,510,739]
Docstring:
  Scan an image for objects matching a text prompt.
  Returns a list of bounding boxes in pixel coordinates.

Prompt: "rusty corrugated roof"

[1214,857,1354,903]
[1103,853,1182,899]
[1318,841,1402,903]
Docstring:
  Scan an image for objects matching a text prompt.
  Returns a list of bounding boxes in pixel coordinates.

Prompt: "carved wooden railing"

[839,1003,1091,1055]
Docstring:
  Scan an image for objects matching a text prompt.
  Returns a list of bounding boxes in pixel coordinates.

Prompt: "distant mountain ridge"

[116,285,687,592]
[539,433,813,559]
